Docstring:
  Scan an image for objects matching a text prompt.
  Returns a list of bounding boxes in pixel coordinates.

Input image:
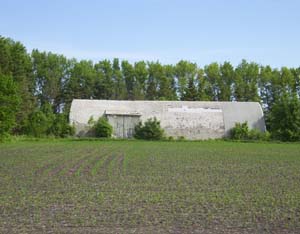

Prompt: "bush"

[25,110,51,137]
[0,132,10,142]
[134,117,164,140]
[247,129,271,141]
[24,107,75,138]
[50,114,75,137]
[177,136,186,141]
[167,136,174,141]
[229,122,269,141]
[229,122,249,140]
[93,116,113,138]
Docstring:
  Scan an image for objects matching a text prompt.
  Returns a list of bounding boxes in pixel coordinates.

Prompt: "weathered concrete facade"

[70,99,266,139]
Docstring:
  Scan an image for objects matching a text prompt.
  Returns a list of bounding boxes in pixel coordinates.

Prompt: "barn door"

[123,116,140,138]
[107,115,140,138]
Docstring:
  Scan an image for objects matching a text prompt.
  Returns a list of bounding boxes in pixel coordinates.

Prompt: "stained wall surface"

[70,100,265,139]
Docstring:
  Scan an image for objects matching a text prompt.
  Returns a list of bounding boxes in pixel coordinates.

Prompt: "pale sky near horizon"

[1,0,300,68]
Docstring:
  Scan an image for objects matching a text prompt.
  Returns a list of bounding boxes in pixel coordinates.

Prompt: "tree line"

[1,36,300,140]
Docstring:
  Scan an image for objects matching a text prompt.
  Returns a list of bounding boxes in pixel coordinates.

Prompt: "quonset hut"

[70,99,266,140]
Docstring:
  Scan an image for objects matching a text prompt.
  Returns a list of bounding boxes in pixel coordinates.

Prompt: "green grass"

[0,140,300,233]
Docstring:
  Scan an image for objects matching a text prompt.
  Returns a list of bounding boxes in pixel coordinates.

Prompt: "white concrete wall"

[70,100,266,139]
[222,102,266,134]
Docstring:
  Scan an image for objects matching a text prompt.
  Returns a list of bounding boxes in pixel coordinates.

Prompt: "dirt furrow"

[97,154,117,177]
[82,156,103,175]
[48,154,87,177]
[117,153,124,176]
[35,162,55,175]
[48,164,66,177]
[66,155,92,176]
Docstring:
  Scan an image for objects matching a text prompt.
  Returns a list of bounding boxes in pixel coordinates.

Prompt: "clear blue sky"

[1,0,300,67]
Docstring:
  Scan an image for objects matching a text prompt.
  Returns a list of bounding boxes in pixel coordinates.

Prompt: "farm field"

[0,140,300,233]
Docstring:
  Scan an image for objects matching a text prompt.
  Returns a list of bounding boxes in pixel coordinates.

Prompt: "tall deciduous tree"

[134,61,148,99]
[183,76,198,101]
[0,37,35,133]
[269,93,300,141]
[112,58,126,100]
[64,60,95,112]
[121,60,135,100]
[146,62,162,100]
[161,65,177,100]
[175,60,198,100]
[204,62,220,101]
[234,60,260,101]
[94,60,114,99]
[279,67,295,95]
[259,65,273,111]
[32,50,70,112]
[0,74,20,137]
[219,62,234,101]
[197,68,210,101]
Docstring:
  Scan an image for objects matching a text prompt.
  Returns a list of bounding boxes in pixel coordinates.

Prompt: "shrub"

[93,116,113,138]
[168,136,174,141]
[229,122,269,141]
[50,114,75,137]
[177,136,186,141]
[247,129,271,141]
[25,110,51,137]
[134,117,164,140]
[24,106,75,138]
[0,132,10,142]
[229,122,249,140]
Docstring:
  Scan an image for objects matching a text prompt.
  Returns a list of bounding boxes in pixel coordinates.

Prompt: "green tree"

[197,68,210,101]
[269,93,300,141]
[0,37,35,133]
[219,62,234,101]
[64,60,95,112]
[279,67,296,94]
[163,65,177,100]
[157,65,177,100]
[94,60,114,99]
[183,76,198,101]
[31,50,71,112]
[0,74,20,137]
[204,62,220,101]
[146,62,160,100]
[259,65,273,110]
[294,67,300,97]
[234,60,260,101]
[122,60,135,100]
[112,58,126,100]
[175,60,198,100]
[134,61,148,99]
[0,37,12,75]
[147,62,175,100]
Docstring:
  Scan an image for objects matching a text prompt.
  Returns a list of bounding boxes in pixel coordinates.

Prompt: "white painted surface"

[168,106,222,113]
